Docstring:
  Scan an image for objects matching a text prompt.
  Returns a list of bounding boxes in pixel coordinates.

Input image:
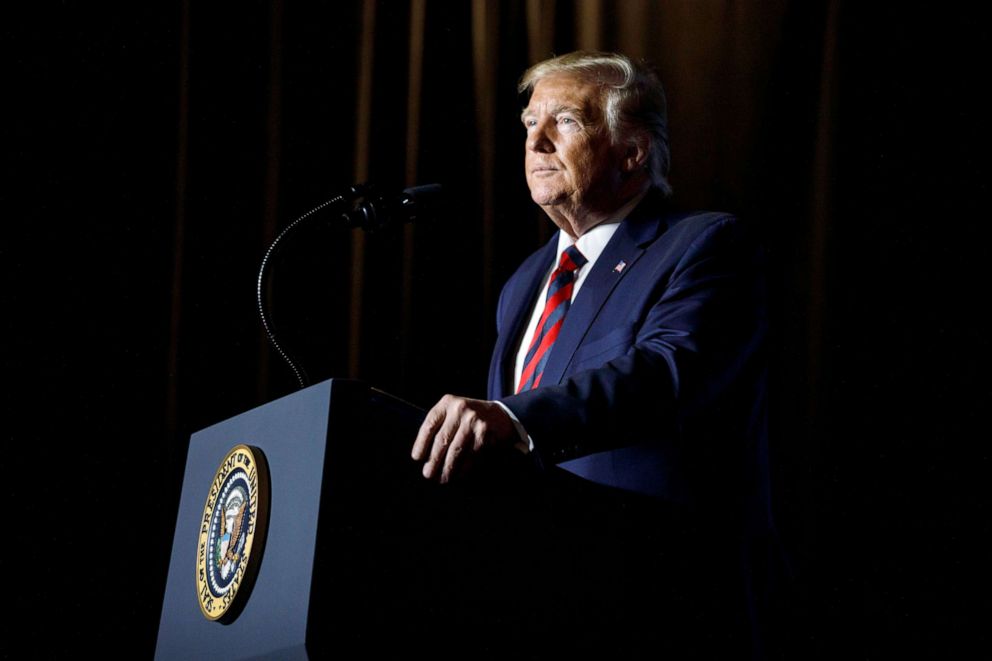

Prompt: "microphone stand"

[255,184,371,390]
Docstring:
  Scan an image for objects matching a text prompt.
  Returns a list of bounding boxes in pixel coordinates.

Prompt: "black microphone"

[341,183,442,231]
[257,182,442,389]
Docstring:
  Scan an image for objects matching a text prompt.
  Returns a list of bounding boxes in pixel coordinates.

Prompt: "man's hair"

[519,51,672,197]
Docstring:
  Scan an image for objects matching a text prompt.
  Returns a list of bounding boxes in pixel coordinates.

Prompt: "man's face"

[521,73,624,223]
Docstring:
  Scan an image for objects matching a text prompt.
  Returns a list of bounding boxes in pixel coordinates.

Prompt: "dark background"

[4,1,987,657]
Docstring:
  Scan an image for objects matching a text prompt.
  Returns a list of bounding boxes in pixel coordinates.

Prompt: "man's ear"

[621,134,650,174]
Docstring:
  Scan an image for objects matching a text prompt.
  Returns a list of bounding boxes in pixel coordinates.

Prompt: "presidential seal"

[196,444,269,622]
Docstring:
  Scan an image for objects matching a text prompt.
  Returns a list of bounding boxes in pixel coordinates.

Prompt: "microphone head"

[343,183,443,231]
[397,183,443,225]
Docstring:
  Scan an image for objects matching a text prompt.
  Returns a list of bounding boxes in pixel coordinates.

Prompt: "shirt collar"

[554,188,650,266]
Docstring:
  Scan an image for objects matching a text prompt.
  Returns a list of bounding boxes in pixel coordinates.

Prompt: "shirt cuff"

[494,400,534,454]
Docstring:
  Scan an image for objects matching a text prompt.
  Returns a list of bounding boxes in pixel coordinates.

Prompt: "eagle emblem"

[215,490,248,576]
[196,444,269,622]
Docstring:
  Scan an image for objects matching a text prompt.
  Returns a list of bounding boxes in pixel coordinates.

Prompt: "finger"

[412,401,445,460]
[441,418,474,484]
[424,404,462,480]
[470,414,490,452]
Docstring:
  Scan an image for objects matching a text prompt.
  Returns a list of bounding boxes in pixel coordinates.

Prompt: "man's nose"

[527,121,555,153]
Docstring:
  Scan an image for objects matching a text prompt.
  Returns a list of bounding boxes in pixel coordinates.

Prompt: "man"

[411,51,774,655]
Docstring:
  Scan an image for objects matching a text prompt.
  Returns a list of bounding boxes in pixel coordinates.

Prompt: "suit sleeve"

[498,216,767,468]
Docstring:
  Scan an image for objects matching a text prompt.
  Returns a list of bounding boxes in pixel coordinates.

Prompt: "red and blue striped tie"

[516,245,588,393]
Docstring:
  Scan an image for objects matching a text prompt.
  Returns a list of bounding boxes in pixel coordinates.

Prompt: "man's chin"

[529,189,568,208]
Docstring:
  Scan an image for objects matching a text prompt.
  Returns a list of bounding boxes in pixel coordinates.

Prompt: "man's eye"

[559,117,574,124]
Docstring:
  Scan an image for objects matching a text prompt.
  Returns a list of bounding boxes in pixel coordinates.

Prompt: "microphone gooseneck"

[256,183,442,390]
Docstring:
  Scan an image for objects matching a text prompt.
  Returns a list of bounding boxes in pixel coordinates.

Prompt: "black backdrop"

[4,2,988,657]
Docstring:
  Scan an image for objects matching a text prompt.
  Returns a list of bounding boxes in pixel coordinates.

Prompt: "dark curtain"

[5,1,985,656]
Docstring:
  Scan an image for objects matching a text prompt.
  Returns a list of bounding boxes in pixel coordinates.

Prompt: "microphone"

[341,183,442,231]
[257,181,443,389]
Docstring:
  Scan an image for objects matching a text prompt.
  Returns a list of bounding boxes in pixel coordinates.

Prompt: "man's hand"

[411,395,518,483]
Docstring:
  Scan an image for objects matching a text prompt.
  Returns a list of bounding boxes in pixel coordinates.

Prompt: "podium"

[155,379,431,660]
[155,378,718,658]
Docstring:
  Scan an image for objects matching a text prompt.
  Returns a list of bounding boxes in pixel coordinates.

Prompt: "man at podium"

[411,51,775,657]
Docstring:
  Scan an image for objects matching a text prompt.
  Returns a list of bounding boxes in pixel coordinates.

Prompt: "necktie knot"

[559,244,587,273]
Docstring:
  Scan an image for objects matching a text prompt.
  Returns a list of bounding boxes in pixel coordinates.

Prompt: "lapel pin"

[613,260,627,274]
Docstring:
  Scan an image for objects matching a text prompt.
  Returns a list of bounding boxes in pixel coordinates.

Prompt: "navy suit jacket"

[488,189,770,529]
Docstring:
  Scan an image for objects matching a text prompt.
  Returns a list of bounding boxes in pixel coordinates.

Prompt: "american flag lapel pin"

[613,260,627,274]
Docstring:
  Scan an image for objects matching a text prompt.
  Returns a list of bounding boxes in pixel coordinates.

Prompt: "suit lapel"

[491,236,559,398]
[540,206,667,387]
